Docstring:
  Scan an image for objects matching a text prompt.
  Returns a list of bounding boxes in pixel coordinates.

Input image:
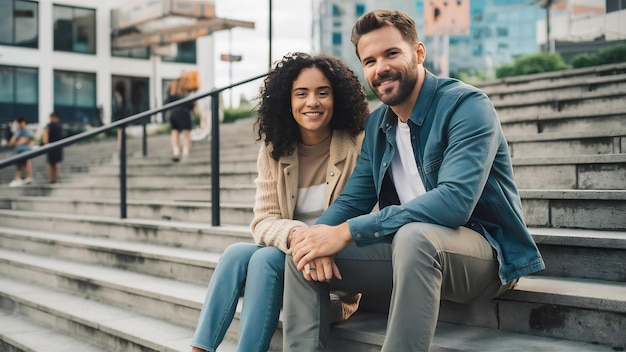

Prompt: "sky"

[212,0,315,107]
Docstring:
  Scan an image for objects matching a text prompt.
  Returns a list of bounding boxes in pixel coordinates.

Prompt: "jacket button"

[383,162,387,167]
[330,172,335,177]
[356,233,362,239]
[374,232,379,238]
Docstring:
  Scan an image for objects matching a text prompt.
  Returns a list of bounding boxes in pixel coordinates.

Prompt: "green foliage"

[363,85,379,101]
[452,69,491,84]
[496,52,570,78]
[571,43,626,68]
[223,105,256,123]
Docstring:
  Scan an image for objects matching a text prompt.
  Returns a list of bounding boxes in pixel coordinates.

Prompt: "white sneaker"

[9,179,23,187]
[191,129,210,141]
[22,177,33,185]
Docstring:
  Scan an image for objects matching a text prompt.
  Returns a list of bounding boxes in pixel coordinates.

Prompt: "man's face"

[357,25,423,107]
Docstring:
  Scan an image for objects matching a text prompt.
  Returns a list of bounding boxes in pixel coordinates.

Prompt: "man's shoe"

[9,179,23,187]
[22,177,33,185]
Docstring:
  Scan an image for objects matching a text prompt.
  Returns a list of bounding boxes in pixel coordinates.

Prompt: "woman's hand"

[302,256,342,282]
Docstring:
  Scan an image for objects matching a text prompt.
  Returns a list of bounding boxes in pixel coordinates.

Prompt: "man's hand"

[302,256,342,282]
[291,223,353,271]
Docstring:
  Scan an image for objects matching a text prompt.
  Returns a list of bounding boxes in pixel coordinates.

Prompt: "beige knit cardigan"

[250,130,364,253]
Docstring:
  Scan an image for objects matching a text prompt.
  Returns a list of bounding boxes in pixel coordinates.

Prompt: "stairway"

[0,63,625,351]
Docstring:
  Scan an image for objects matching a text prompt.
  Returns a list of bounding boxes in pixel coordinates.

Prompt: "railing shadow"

[0,73,268,226]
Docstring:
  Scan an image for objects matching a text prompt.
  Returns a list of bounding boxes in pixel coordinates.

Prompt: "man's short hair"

[351,9,419,59]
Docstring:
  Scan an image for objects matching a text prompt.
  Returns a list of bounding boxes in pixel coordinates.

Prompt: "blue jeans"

[192,243,285,352]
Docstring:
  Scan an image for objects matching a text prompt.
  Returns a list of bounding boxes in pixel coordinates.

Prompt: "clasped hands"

[288,223,353,282]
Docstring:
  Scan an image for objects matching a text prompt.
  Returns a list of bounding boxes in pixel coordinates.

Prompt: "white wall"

[537,8,626,45]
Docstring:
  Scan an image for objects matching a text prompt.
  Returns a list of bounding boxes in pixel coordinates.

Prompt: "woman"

[191,52,369,352]
[165,72,197,161]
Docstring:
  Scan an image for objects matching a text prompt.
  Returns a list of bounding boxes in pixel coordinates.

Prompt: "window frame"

[0,0,39,48]
[162,40,197,64]
[53,69,98,125]
[53,4,97,55]
[0,64,39,125]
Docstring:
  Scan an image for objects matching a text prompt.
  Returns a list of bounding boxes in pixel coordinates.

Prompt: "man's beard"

[370,55,419,106]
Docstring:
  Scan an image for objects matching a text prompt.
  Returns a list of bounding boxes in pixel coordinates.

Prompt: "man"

[43,112,64,184]
[8,116,35,187]
[283,9,544,351]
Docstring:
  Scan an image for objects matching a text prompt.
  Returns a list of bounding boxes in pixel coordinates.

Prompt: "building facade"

[314,0,546,78]
[0,0,216,139]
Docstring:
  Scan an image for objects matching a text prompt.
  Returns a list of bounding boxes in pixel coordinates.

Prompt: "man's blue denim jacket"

[317,70,545,284]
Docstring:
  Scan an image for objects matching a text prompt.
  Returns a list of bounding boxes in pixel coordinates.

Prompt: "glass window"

[15,67,37,104]
[112,45,151,59]
[355,4,365,17]
[0,67,13,104]
[496,27,508,37]
[332,4,342,17]
[53,70,97,125]
[0,0,38,48]
[53,5,96,54]
[162,40,197,64]
[332,32,342,45]
[0,65,38,125]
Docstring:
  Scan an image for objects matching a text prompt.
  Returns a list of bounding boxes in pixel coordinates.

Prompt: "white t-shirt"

[390,120,426,204]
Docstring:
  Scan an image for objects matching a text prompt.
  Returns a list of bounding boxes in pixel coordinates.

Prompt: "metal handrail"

[0,73,267,226]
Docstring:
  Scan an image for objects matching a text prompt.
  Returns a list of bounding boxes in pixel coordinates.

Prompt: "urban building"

[0,0,251,142]
[537,0,626,61]
[314,0,577,79]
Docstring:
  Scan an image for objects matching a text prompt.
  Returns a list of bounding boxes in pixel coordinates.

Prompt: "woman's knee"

[248,246,285,274]
[219,243,259,267]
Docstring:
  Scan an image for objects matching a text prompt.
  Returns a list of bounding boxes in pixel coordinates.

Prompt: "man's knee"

[393,223,440,265]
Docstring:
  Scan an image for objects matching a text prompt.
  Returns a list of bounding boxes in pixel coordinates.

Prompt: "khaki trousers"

[283,222,511,352]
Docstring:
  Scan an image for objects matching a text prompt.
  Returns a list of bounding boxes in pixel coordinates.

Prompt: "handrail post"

[120,126,127,219]
[211,93,220,226]
[142,121,148,157]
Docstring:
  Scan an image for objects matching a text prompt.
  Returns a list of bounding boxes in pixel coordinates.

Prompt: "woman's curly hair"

[255,52,368,160]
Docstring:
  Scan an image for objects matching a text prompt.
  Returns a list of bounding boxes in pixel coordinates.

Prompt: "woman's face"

[290,66,334,145]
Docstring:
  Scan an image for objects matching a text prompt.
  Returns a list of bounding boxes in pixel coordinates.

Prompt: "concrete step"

[4,188,624,230]
[486,74,626,104]
[507,129,625,157]
[530,227,626,282]
[0,276,209,352]
[520,189,626,230]
[66,171,256,187]
[500,106,625,135]
[1,217,624,283]
[0,210,253,252]
[512,154,626,190]
[0,251,622,350]
[493,88,626,121]
[0,196,254,225]
[83,160,257,178]
[0,310,109,352]
[476,62,626,92]
[0,227,222,285]
[4,183,256,202]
